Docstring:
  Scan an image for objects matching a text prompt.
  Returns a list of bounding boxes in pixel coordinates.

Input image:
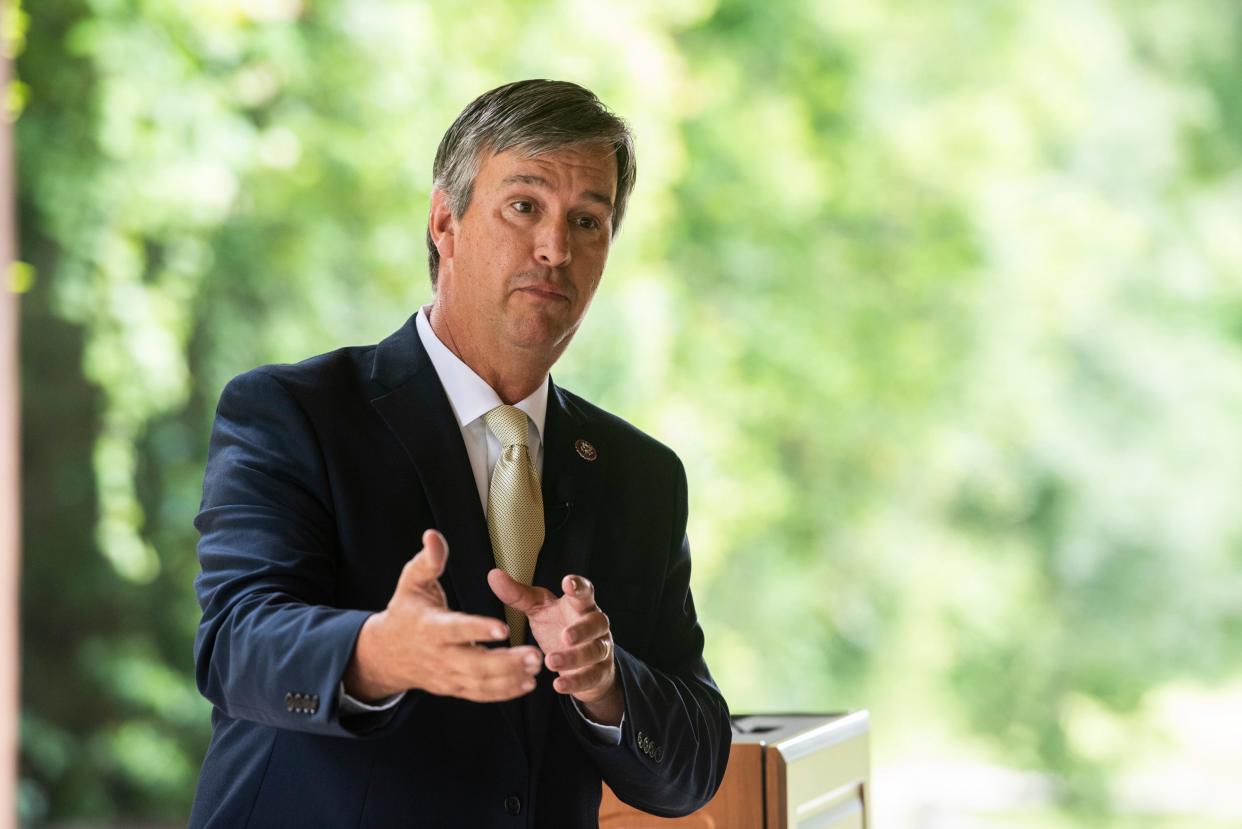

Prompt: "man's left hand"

[487,570,624,725]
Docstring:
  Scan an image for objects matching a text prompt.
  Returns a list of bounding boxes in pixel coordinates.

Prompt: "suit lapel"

[527,380,608,777]
[368,318,503,626]
[533,382,606,591]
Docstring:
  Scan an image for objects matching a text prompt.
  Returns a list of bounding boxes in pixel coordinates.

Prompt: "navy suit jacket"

[189,315,731,827]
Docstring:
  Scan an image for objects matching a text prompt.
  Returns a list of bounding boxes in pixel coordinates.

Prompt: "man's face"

[435,143,617,359]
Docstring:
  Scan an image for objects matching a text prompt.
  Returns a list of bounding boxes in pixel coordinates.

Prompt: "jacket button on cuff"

[285,692,294,712]
[503,795,521,815]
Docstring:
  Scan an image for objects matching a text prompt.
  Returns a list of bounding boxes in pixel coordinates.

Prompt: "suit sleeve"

[559,459,732,817]
[192,368,387,737]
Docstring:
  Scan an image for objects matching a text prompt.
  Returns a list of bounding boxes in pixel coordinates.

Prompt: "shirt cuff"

[571,697,624,745]
[338,681,405,715]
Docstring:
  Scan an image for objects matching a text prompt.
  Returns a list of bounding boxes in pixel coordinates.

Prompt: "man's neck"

[428,302,551,405]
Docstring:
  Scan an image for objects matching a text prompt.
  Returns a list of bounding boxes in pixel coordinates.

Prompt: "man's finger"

[487,568,553,613]
[427,610,509,645]
[552,662,611,696]
[561,611,609,648]
[459,658,541,702]
[464,669,539,702]
[561,574,597,614]
[397,529,449,593]
[454,646,541,681]
[546,636,610,673]
[444,643,543,681]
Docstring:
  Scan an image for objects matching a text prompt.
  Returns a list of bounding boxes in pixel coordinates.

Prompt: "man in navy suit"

[190,79,731,827]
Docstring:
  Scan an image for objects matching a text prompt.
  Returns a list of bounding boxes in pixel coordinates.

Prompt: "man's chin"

[505,315,576,353]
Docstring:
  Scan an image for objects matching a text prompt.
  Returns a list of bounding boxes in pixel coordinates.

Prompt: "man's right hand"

[343,529,543,703]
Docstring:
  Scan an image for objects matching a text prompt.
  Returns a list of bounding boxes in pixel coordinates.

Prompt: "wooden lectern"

[600,712,871,829]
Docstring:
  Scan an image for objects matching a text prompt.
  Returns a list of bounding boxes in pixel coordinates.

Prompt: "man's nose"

[534,219,572,268]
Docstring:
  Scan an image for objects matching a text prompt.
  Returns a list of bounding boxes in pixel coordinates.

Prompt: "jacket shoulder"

[556,387,684,475]
[220,343,379,408]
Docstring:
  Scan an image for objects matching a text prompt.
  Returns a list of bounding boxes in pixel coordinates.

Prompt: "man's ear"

[428,188,456,262]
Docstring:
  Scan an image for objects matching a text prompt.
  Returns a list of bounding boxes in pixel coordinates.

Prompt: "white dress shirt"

[415,305,549,513]
[339,307,622,744]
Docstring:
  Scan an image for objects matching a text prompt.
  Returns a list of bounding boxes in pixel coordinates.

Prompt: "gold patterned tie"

[484,405,545,646]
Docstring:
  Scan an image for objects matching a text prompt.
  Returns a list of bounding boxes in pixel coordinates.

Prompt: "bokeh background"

[13,0,1242,826]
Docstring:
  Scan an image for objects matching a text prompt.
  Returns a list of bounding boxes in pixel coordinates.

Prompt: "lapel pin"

[574,438,598,462]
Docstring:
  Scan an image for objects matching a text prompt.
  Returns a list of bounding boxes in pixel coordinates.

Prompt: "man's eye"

[511,201,533,214]
[576,216,600,230]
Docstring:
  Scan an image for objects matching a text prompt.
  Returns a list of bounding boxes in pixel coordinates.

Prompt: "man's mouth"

[516,284,569,301]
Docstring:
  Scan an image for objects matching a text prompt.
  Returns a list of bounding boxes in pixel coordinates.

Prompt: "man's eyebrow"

[500,174,615,212]
[501,173,552,189]
[583,190,615,212]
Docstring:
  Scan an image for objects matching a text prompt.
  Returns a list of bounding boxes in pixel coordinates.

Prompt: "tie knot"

[484,405,529,448]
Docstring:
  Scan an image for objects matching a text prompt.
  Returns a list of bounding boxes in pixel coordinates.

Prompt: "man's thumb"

[487,568,547,613]
[398,529,448,592]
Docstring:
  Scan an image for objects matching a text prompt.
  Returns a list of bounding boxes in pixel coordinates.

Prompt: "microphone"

[549,476,575,532]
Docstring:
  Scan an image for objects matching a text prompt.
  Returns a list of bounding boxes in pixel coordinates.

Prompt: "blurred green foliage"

[15,0,1242,824]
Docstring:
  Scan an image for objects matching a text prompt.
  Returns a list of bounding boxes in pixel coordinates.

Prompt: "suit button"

[285,692,295,712]
[503,795,521,815]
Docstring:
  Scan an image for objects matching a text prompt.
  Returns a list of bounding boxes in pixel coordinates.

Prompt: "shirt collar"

[415,305,548,446]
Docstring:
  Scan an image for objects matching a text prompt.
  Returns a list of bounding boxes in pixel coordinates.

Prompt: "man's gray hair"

[426,79,637,286]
